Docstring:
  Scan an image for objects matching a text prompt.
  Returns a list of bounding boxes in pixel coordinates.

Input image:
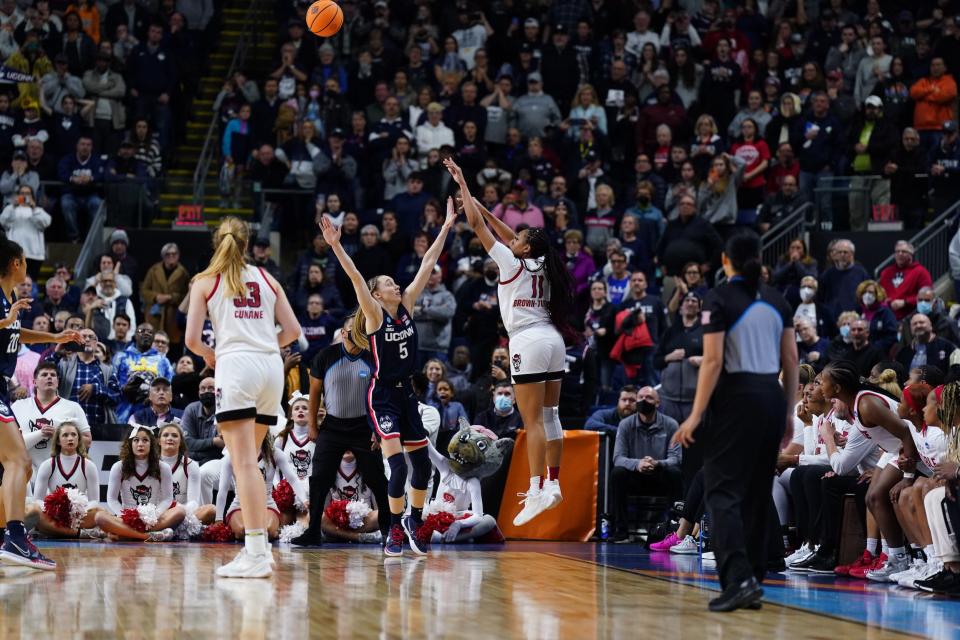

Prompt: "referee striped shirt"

[310,344,373,420]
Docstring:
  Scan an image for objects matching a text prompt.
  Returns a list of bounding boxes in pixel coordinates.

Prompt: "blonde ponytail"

[350,276,382,351]
[193,217,249,298]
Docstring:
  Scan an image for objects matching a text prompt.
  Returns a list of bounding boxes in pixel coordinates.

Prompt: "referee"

[291,315,390,547]
[674,232,798,612]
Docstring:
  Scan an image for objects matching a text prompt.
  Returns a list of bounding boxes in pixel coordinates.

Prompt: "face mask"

[862,292,876,306]
[484,270,498,281]
[637,195,651,206]
[199,392,215,408]
[482,168,498,178]
[638,400,656,415]
[839,325,851,339]
[914,330,930,343]
[494,395,513,412]
[799,287,815,303]
[917,301,933,315]
[309,89,320,98]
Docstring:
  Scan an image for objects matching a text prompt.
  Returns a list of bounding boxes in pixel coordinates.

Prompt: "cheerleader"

[274,392,315,525]
[321,451,381,543]
[27,421,100,538]
[94,425,186,541]
[446,158,575,526]
[159,422,215,525]
[215,434,308,541]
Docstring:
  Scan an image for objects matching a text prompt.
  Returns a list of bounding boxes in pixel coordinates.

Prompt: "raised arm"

[402,198,457,309]
[444,158,498,253]
[472,196,516,244]
[320,215,383,332]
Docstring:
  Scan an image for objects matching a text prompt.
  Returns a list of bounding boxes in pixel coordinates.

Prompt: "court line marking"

[541,551,924,639]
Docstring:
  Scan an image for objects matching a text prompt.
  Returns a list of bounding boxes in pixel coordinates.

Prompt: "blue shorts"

[366,377,428,445]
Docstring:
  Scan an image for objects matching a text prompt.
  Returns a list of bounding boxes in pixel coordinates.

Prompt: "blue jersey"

[368,304,418,382]
[0,289,21,379]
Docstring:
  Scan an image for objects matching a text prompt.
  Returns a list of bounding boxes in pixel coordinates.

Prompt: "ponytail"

[724,231,762,293]
[193,217,249,298]
[525,228,578,344]
[350,276,381,351]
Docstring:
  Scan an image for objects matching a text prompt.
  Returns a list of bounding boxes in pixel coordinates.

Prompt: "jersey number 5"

[398,343,408,359]
[233,282,262,308]
[530,275,545,299]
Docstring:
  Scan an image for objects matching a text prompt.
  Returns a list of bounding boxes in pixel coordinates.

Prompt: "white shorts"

[215,352,284,425]
[508,324,565,384]
[225,496,281,527]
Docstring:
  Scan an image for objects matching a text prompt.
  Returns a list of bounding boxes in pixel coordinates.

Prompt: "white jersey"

[162,454,201,505]
[32,454,99,503]
[13,395,91,470]
[324,462,375,508]
[216,447,308,520]
[106,460,174,513]
[205,264,280,357]
[852,390,904,455]
[276,426,314,483]
[489,242,553,335]
[907,422,948,470]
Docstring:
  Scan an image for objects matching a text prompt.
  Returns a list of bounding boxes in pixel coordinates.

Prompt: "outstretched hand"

[319,214,341,246]
[444,196,457,229]
[443,157,465,185]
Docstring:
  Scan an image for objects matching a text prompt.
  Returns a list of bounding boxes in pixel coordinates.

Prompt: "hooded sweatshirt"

[878,260,933,320]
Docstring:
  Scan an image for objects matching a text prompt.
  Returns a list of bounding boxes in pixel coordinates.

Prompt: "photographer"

[84,270,136,342]
[108,322,174,423]
[0,184,50,280]
[0,150,40,206]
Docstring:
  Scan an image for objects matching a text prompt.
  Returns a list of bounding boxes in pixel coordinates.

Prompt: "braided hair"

[524,227,577,344]
[938,381,960,462]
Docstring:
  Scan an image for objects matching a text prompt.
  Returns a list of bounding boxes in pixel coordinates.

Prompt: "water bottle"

[600,516,610,541]
[699,513,710,555]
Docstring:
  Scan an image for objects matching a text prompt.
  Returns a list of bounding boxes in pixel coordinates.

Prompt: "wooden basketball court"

[0,541,934,639]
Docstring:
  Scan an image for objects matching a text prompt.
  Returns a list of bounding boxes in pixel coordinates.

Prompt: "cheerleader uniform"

[162,455,202,507]
[105,460,174,514]
[324,458,376,508]
[215,447,308,526]
[275,425,315,484]
[13,395,91,472]
[32,454,99,505]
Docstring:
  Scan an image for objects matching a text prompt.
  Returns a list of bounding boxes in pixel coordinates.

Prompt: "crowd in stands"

[4,0,960,581]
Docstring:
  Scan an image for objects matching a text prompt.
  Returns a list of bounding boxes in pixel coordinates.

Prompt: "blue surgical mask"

[916,300,933,316]
[839,325,851,339]
[494,395,513,412]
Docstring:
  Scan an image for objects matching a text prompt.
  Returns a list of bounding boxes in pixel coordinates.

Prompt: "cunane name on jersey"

[234,308,264,320]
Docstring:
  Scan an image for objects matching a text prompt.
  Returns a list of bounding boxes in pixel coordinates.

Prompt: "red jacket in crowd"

[878,260,933,320]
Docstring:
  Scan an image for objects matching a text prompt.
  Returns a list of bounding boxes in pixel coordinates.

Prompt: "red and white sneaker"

[849,552,886,579]
[835,550,874,576]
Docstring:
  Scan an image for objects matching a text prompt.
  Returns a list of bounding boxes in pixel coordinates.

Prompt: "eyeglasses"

[136,328,153,335]
[610,259,626,264]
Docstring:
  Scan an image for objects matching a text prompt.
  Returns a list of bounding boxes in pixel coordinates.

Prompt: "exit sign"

[174,204,205,228]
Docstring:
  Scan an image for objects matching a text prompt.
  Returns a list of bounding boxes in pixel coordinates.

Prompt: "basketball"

[306,0,343,37]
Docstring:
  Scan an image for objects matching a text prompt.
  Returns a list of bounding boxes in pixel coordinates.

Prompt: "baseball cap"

[553,23,568,34]
[519,42,534,54]
[527,71,542,83]
[682,290,702,304]
[765,75,782,86]
[524,17,539,28]
[789,33,803,44]
[865,95,883,108]
[151,377,171,387]
[253,238,271,248]
[110,229,130,246]
[328,127,345,138]
[11,150,26,160]
[945,120,958,133]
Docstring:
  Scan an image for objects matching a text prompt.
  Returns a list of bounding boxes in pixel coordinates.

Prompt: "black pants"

[702,376,785,589]
[305,421,390,536]
[681,469,706,524]
[818,473,868,556]
[789,464,833,545]
[610,465,682,534]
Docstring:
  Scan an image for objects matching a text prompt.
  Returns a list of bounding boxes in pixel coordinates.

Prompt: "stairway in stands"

[153,0,276,228]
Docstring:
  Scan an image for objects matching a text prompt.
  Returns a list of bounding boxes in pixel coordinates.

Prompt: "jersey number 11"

[530,275,545,299]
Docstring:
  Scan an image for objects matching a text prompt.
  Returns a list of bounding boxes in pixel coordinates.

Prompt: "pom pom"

[272,479,295,513]
[137,504,161,530]
[324,499,350,529]
[279,521,307,544]
[345,501,371,529]
[174,512,203,540]
[121,508,147,533]
[43,487,73,529]
[421,511,456,536]
[200,521,234,543]
[66,488,90,529]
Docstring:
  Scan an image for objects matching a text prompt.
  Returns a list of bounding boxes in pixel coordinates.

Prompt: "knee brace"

[387,453,408,499]
[407,446,431,491]
[543,406,563,441]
